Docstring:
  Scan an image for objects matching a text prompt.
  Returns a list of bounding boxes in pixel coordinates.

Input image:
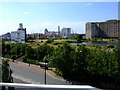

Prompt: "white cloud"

[22,11,30,15]
[84,3,92,6]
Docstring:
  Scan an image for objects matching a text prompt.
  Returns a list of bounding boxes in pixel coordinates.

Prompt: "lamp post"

[43,55,47,85]
[43,55,50,84]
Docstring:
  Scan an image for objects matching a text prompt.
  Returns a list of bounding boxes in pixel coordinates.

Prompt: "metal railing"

[0,83,99,90]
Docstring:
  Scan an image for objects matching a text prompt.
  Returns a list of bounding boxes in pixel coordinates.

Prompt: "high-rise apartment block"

[60,28,71,38]
[11,23,26,43]
[86,20,120,39]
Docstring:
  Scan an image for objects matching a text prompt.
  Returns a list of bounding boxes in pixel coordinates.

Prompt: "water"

[70,41,120,47]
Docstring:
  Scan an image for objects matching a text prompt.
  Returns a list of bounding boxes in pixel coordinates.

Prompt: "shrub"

[66,41,76,43]
[46,39,54,43]
[22,55,27,62]
[106,44,114,48]
[52,42,62,45]
[91,45,101,49]
[53,68,63,76]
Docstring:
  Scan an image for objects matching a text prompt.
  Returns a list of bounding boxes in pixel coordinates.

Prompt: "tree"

[46,39,54,43]
[25,46,33,59]
[1,60,14,90]
[76,34,84,42]
[20,43,28,56]
[1,60,13,82]
[114,46,120,83]
[51,42,75,78]
[35,45,53,61]
[72,45,89,80]
[2,43,29,60]
[106,44,114,48]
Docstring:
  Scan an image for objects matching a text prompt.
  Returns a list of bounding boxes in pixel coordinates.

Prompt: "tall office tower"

[58,26,60,34]
[11,23,26,43]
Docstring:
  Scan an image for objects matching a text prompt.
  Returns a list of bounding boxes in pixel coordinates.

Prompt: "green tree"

[35,45,53,61]
[114,46,120,83]
[51,42,75,78]
[1,60,14,90]
[76,34,84,42]
[46,39,54,43]
[106,44,114,48]
[22,54,28,62]
[20,43,28,56]
[71,45,89,80]
[2,41,11,57]
[2,60,13,82]
[25,46,34,59]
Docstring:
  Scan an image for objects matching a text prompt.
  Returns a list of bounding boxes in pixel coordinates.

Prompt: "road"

[3,60,98,90]
[9,61,68,85]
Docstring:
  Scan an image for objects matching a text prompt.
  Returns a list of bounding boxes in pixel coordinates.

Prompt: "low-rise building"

[27,33,46,39]
[2,32,11,41]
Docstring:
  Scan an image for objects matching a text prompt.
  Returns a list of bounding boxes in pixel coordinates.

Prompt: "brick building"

[86,20,120,39]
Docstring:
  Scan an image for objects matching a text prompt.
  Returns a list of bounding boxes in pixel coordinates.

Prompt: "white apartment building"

[11,23,26,43]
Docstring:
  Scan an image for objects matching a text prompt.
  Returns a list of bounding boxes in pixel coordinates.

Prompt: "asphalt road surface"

[9,62,68,85]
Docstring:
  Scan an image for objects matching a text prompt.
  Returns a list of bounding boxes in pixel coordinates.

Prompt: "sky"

[0,1,118,35]
[118,1,120,20]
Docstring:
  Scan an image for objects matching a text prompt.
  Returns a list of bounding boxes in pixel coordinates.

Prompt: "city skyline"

[0,2,118,35]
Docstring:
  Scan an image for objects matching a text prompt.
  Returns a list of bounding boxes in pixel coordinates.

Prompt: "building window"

[21,39,25,41]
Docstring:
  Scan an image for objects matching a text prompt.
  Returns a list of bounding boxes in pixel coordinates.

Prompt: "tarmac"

[9,61,66,84]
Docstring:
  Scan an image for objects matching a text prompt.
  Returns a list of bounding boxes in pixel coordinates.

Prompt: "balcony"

[0,83,99,90]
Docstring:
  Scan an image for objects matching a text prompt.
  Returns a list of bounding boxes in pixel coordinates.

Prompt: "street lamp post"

[44,55,50,84]
[43,55,47,85]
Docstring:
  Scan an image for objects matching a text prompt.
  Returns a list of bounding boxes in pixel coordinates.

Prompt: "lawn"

[27,38,77,48]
